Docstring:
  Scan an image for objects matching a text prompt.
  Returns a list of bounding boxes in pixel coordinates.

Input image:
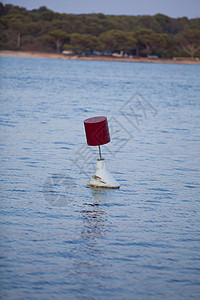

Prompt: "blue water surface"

[0,57,200,299]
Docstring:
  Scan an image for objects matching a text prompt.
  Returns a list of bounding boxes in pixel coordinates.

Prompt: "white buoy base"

[87,159,120,189]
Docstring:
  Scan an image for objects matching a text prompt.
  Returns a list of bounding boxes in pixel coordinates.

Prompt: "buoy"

[84,116,120,189]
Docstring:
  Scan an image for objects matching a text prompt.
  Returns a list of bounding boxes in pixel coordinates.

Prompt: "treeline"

[0,3,200,57]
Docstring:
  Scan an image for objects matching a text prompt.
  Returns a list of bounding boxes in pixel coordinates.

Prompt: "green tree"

[169,17,190,35]
[85,20,104,36]
[70,33,102,52]
[70,33,84,51]
[26,22,41,36]
[136,15,161,33]
[152,33,174,57]
[99,30,115,51]
[133,29,157,57]
[10,19,24,49]
[154,14,171,33]
[100,30,136,53]
[32,6,53,21]
[51,20,72,33]
[44,30,68,53]
[175,29,200,58]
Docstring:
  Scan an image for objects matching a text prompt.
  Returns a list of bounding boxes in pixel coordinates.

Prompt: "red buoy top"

[84,116,110,146]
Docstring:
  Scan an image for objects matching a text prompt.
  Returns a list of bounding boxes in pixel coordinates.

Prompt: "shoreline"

[0,50,200,65]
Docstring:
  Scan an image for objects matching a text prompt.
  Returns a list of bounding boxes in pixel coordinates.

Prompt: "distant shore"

[0,50,200,65]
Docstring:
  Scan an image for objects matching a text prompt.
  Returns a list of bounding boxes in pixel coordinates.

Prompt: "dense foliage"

[0,3,200,57]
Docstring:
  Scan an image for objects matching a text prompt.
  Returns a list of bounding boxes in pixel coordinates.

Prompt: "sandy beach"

[0,50,200,65]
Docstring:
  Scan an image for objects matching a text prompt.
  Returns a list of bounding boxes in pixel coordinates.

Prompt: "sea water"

[0,57,200,299]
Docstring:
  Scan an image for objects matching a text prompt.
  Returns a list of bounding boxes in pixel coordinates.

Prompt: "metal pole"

[98,145,102,160]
